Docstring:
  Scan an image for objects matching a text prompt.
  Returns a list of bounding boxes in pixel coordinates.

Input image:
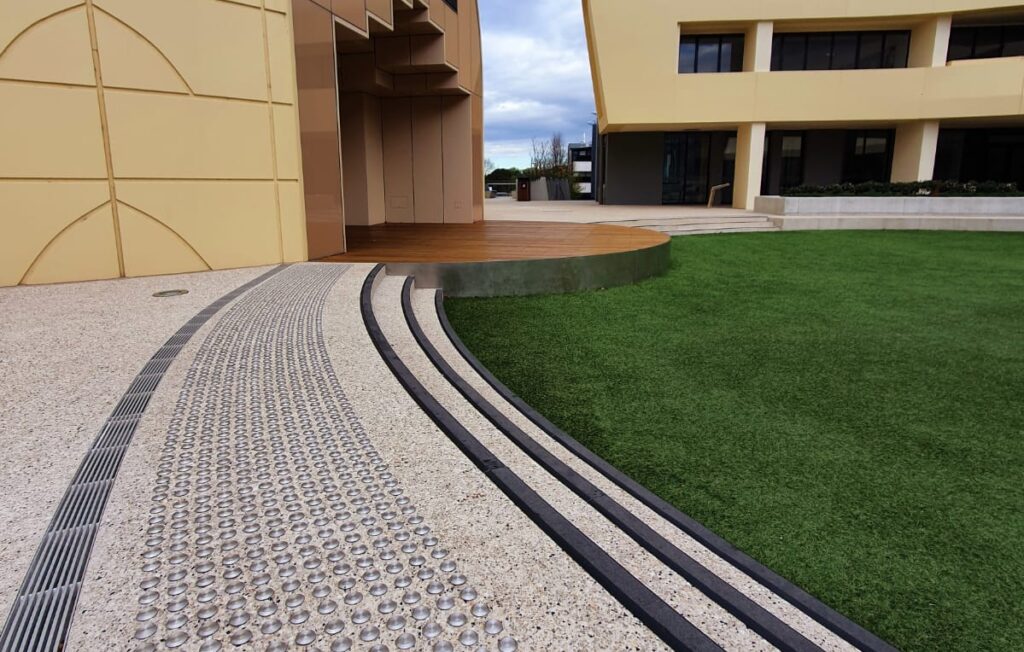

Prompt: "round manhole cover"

[153,289,189,298]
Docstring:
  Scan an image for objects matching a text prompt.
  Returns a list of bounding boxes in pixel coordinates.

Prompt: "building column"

[743,21,774,72]
[733,122,766,210]
[909,15,953,67]
[892,121,940,182]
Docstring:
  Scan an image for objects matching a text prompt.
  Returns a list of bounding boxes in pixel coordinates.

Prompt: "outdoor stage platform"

[320,221,671,297]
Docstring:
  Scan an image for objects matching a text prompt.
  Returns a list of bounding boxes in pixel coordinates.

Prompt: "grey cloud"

[480,0,596,167]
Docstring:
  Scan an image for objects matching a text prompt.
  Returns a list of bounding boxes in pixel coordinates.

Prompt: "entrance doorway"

[662,132,737,205]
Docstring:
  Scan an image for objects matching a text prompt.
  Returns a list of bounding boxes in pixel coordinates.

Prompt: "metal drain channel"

[0,266,286,652]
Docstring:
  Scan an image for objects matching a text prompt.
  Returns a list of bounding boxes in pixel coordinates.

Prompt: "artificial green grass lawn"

[444,231,1024,652]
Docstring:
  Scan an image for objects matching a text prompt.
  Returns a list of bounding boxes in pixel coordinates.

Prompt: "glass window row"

[678,34,745,74]
[948,25,1024,62]
[770,31,910,71]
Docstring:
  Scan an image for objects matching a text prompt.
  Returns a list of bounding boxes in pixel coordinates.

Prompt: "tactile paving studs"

[129,267,516,651]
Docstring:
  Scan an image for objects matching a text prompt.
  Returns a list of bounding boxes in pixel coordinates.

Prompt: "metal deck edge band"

[400,280,820,652]
[359,265,721,652]
[432,290,900,652]
[0,265,289,652]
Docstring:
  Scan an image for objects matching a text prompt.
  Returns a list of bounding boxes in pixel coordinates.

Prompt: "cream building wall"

[584,0,1024,208]
[0,0,308,287]
[1,0,485,287]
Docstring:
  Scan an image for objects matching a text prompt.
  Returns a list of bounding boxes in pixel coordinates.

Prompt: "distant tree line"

[484,133,572,183]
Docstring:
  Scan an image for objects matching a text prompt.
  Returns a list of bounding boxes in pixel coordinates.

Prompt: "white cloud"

[480,1,596,167]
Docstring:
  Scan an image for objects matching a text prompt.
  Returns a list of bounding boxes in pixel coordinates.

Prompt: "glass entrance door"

[663,133,711,204]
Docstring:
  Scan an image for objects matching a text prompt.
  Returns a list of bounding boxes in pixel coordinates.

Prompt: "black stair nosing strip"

[401,281,819,652]
[360,266,722,652]
[0,264,289,652]
[433,290,899,652]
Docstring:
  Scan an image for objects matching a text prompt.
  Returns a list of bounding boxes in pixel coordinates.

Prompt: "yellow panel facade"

[94,10,191,94]
[116,182,283,270]
[93,0,269,101]
[0,0,306,287]
[105,92,277,179]
[266,11,298,105]
[0,182,111,287]
[277,181,309,263]
[21,205,121,286]
[0,6,95,86]
[0,0,484,286]
[585,0,1024,208]
[0,84,108,178]
[118,204,210,278]
[586,0,1024,132]
[0,0,81,54]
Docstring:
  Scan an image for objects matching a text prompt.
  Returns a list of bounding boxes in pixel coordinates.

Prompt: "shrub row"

[782,180,1024,197]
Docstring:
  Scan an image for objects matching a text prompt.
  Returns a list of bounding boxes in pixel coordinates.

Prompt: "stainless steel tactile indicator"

[132,266,517,652]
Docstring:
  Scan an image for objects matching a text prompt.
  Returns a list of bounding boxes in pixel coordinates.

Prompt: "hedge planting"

[782,180,1023,197]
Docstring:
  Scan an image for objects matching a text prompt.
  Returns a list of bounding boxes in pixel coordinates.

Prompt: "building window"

[441,0,457,10]
[936,128,1024,186]
[947,25,1024,62]
[844,130,894,183]
[771,31,910,71]
[780,135,805,190]
[679,34,745,74]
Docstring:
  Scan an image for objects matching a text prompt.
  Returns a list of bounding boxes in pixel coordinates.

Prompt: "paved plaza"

[0,263,898,651]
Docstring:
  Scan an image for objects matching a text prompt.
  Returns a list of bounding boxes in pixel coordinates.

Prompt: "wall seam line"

[0,77,297,107]
[18,200,113,285]
[260,0,286,263]
[0,4,85,62]
[91,5,195,95]
[409,98,417,224]
[116,200,214,271]
[84,0,125,277]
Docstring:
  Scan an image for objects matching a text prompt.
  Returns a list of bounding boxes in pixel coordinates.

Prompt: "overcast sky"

[479,0,596,169]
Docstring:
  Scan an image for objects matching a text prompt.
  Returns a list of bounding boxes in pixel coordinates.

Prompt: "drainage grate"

[0,265,286,652]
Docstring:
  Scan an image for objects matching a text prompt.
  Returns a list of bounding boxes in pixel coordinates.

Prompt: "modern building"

[0,0,483,287]
[583,0,1024,208]
[568,141,594,199]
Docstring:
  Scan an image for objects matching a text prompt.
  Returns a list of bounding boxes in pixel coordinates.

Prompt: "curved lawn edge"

[435,289,899,652]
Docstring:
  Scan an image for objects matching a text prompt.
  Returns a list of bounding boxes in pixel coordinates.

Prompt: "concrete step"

[371,274,779,650]
[600,216,774,228]
[660,224,780,236]
[361,267,884,652]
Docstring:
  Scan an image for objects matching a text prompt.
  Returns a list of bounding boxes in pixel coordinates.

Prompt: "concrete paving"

[0,267,273,627]
[484,197,1024,235]
[0,263,897,652]
[484,198,767,225]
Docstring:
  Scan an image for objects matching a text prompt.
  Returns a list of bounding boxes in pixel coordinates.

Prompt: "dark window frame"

[441,0,457,11]
[679,34,746,74]
[770,30,911,71]
[947,24,1024,62]
[779,131,806,191]
[842,129,895,183]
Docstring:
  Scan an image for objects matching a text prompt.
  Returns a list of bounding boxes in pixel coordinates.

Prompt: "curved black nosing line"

[360,266,721,652]
[0,264,289,652]
[401,280,820,652]
[433,290,899,652]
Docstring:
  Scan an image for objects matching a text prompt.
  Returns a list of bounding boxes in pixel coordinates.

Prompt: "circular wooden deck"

[320,221,669,264]
[321,221,671,296]
[318,221,670,297]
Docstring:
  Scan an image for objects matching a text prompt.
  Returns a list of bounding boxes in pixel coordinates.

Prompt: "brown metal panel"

[441,95,473,223]
[411,96,444,223]
[332,0,368,32]
[382,98,416,223]
[291,0,346,257]
[442,5,459,68]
